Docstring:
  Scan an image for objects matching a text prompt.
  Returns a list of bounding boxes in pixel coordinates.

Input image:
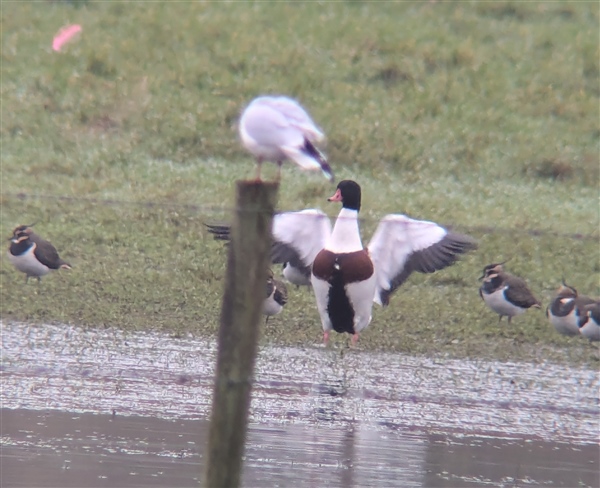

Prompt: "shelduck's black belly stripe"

[313,249,374,335]
[327,268,355,334]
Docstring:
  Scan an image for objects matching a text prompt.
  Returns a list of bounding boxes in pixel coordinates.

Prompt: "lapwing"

[264,271,288,323]
[479,263,541,323]
[578,301,600,342]
[8,224,71,283]
[547,282,595,336]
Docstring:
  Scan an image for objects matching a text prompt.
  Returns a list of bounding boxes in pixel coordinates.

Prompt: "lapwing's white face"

[10,234,28,244]
[10,225,33,244]
[485,271,499,281]
[481,264,503,281]
[483,265,502,281]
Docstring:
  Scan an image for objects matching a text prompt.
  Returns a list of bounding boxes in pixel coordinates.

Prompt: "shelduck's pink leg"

[323,331,329,345]
[351,333,359,347]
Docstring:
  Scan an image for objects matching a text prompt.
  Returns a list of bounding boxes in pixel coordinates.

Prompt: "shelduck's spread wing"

[271,209,331,273]
[206,209,331,278]
[368,214,477,306]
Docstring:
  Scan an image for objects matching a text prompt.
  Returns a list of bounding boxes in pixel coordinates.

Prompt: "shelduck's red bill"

[327,189,342,202]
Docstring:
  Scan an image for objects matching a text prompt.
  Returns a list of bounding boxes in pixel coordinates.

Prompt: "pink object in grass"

[52,24,82,52]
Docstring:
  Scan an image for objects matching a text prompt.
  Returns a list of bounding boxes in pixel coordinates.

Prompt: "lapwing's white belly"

[283,264,311,287]
[263,296,283,317]
[548,310,579,336]
[8,248,49,278]
[482,287,524,318]
[579,319,600,341]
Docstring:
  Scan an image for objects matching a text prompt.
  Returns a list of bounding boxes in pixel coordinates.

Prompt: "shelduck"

[207,180,477,344]
[239,96,334,182]
[310,180,476,344]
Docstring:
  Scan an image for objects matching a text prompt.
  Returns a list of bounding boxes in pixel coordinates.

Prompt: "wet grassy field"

[1,1,598,366]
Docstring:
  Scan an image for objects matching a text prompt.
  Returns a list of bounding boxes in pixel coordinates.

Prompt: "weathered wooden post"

[204,180,278,488]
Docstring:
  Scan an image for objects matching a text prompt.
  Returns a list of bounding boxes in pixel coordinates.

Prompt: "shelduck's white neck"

[325,208,363,253]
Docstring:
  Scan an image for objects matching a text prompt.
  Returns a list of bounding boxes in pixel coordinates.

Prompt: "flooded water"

[1,322,598,487]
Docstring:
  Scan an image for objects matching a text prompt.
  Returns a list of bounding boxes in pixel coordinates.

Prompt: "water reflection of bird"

[479,262,541,323]
[239,95,333,182]
[547,282,595,337]
[264,271,288,323]
[8,224,71,283]
[578,301,600,342]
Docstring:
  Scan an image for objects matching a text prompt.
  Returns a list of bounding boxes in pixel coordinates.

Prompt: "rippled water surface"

[1,322,598,487]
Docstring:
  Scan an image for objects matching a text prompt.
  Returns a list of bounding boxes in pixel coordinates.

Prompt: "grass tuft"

[531,158,574,181]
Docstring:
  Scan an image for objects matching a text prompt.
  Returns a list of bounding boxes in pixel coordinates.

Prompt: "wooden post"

[204,180,278,488]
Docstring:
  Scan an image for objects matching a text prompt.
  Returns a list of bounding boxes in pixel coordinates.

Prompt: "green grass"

[1,1,599,367]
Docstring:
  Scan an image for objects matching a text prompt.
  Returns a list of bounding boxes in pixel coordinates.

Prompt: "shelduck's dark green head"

[327,180,361,212]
